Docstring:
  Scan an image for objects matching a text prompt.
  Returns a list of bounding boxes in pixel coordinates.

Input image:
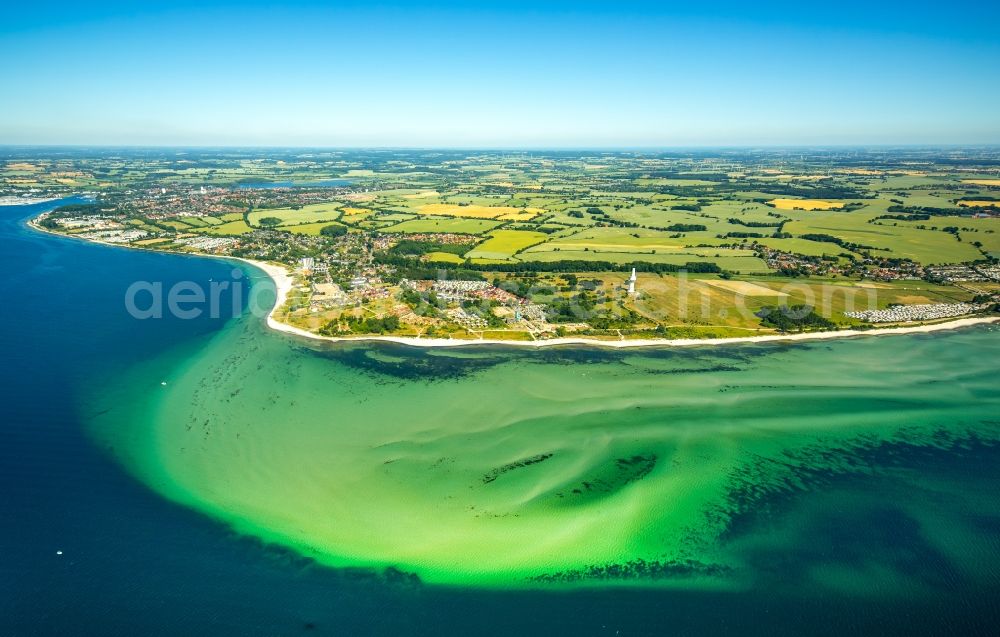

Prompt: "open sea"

[3,199,1000,636]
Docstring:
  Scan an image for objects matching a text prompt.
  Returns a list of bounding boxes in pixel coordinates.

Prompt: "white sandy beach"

[24,220,1000,348]
[237,258,1000,349]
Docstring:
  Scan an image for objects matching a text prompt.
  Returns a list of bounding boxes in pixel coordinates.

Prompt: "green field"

[158,220,194,231]
[248,203,342,227]
[424,251,465,264]
[519,249,769,272]
[360,172,1000,268]
[198,219,254,235]
[782,205,984,265]
[283,221,346,236]
[382,218,503,234]
[883,215,1000,258]
[465,229,548,260]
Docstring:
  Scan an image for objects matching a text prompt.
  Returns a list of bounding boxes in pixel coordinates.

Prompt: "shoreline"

[0,195,62,207]
[26,215,1000,349]
[236,257,1000,349]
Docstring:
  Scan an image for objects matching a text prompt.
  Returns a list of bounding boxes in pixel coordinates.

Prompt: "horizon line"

[4,143,1000,152]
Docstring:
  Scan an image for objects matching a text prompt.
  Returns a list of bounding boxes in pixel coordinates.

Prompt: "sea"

[3,199,1000,636]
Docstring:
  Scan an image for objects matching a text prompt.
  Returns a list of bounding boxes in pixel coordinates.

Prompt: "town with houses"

[10,148,1000,340]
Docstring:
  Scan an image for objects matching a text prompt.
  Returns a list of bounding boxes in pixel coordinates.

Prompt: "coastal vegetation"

[10,148,1000,341]
[755,304,837,332]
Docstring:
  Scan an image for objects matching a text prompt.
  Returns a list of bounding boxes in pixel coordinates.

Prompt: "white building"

[627,267,637,295]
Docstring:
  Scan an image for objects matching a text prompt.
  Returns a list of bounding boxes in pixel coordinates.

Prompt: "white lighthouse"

[627,267,637,296]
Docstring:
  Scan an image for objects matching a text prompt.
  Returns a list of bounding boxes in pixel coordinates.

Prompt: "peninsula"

[13,148,1000,344]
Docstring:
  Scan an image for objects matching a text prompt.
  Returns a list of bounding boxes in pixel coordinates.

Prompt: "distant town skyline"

[3,0,999,147]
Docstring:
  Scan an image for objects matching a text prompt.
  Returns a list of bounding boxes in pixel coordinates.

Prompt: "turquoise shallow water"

[88,297,1000,591]
[4,199,1000,634]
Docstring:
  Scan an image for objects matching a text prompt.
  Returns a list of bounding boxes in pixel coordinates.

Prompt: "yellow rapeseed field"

[769,198,846,211]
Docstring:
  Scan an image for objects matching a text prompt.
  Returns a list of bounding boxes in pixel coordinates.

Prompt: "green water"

[88,296,1000,592]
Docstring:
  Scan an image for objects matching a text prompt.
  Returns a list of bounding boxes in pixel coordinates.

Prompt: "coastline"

[1,196,62,207]
[236,257,1000,349]
[26,216,1000,349]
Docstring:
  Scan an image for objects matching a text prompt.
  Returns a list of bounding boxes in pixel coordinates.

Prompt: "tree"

[756,305,835,332]
[258,217,282,227]
[320,224,347,238]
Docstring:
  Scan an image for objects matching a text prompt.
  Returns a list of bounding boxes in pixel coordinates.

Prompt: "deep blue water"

[2,200,1000,636]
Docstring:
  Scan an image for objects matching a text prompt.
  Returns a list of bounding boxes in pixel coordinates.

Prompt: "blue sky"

[2,1,998,147]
